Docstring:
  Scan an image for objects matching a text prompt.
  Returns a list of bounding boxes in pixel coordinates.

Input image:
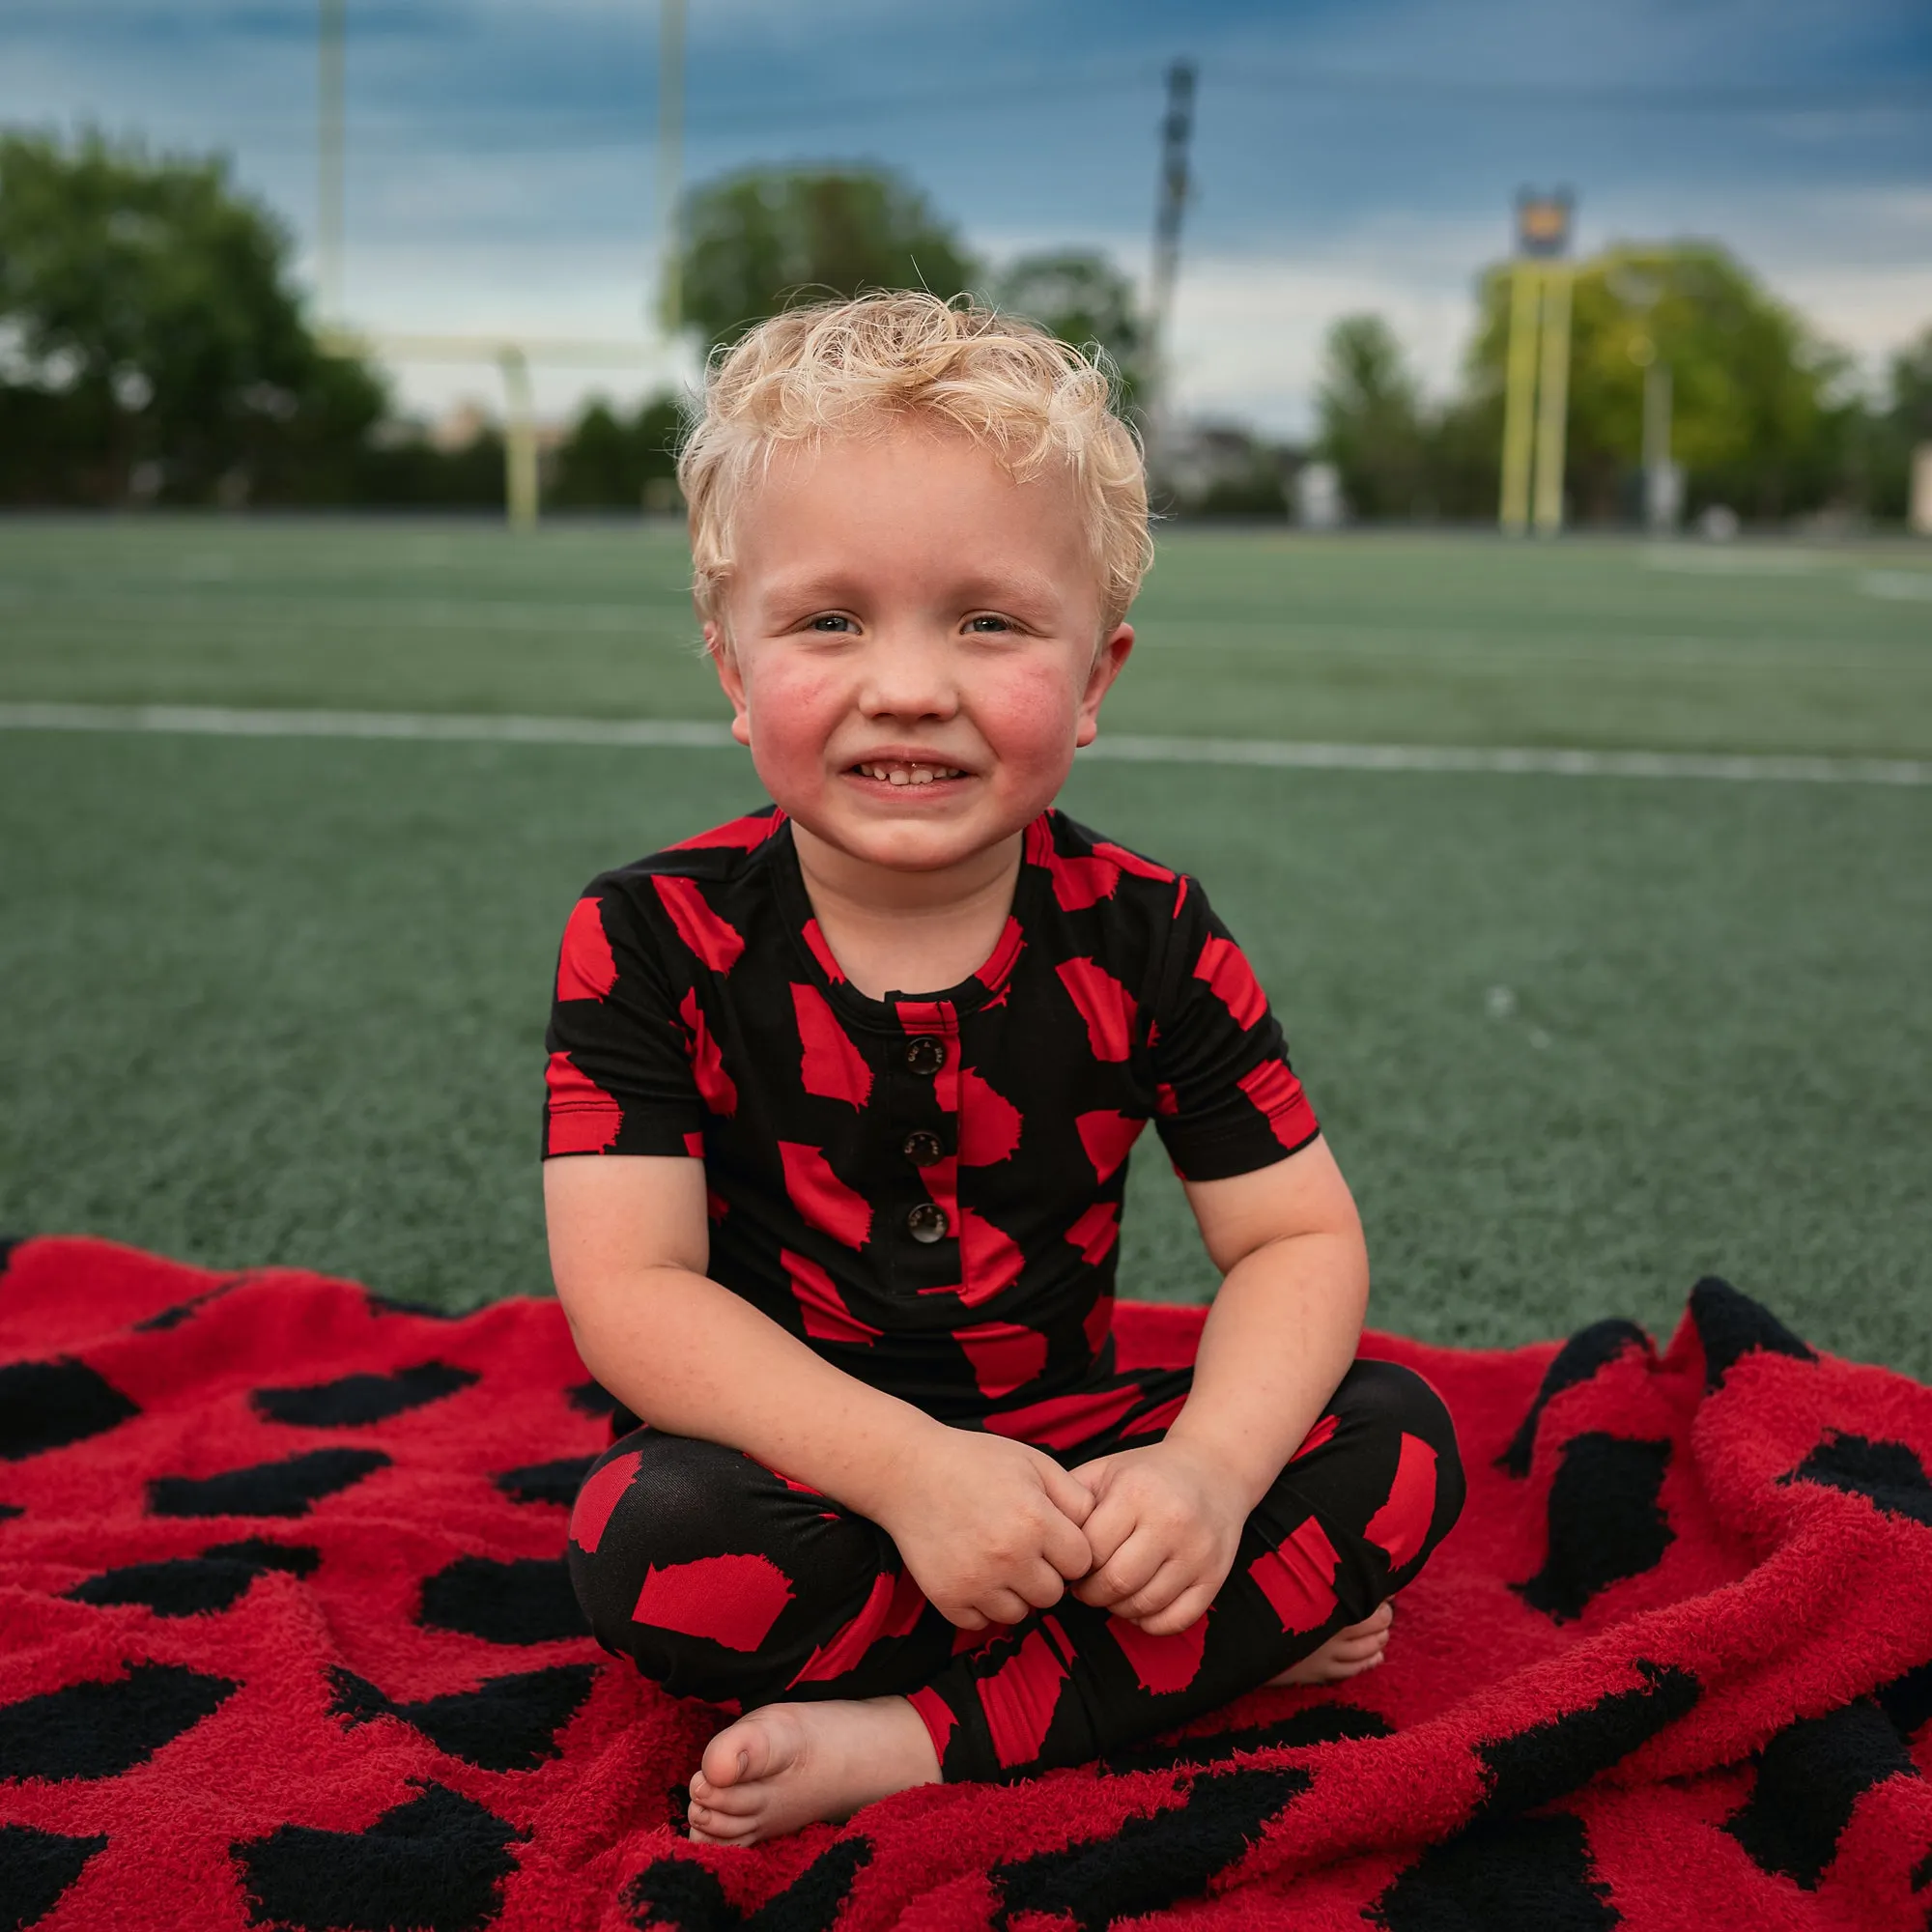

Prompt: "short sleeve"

[542,882,707,1159]
[1149,877,1320,1182]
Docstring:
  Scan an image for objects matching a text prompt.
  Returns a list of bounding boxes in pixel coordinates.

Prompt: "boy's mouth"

[849,760,968,788]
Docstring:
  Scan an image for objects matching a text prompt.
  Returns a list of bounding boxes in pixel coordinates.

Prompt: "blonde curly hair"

[677,292,1151,639]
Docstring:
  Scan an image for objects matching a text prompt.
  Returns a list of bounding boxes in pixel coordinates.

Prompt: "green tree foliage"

[676,166,979,354]
[549,392,684,510]
[1465,243,1853,522]
[0,128,384,506]
[992,250,1149,417]
[1315,315,1430,518]
[1861,326,1932,520]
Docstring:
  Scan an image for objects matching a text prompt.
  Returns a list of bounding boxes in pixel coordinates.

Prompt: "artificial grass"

[3,517,1930,757]
[4,726,1926,1374]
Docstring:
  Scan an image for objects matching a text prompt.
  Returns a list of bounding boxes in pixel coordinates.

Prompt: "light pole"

[1143,58,1196,495]
[317,0,346,323]
[657,0,686,339]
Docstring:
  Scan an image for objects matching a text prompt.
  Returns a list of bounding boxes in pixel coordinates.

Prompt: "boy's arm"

[545,1153,1094,1627]
[1070,1135,1368,1632]
[1164,1134,1369,1509]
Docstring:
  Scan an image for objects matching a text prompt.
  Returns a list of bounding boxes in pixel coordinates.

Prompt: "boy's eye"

[807,613,856,633]
[965,614,1013,634]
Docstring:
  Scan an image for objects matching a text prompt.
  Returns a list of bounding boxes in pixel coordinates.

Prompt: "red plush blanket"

[2,1236,1929,1932]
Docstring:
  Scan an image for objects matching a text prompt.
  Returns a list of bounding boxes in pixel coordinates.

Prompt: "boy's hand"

[1067,1439,1249,1635]
[874,1427,1095,1630]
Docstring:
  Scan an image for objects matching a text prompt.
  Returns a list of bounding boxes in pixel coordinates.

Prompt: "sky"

[5,0,1929,437]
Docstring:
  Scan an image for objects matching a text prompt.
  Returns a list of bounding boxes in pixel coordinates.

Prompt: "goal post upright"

[1499,188,1575,537]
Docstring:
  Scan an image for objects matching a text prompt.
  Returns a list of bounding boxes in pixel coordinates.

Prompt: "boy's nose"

[855,632,960,721]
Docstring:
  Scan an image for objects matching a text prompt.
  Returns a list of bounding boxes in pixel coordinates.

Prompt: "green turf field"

[3,518,1928,1374]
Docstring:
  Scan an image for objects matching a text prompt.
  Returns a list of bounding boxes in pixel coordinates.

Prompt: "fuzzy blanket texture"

[2,1235,1930,1932]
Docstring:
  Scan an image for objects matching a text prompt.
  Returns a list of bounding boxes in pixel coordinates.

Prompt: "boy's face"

[707,426,1132,884]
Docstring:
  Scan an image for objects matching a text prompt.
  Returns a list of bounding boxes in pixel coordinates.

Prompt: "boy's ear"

[705,620,753,749]
[1074,624,1134,749]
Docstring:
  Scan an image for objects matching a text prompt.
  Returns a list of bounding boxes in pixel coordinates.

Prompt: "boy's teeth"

[860,762,961,785]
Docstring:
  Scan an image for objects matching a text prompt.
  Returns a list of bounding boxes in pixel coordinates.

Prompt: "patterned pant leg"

[566,1429,956,1709]
[905,1358,1466,1781]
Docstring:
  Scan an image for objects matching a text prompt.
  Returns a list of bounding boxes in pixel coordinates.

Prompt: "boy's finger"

[1040,1460,1097,1525]
[1076,1488,1139,1573]
[982,1587,1033,1625]
[1019,1559,1071,1609]
[1132,1580,1211,1637]
[1078,1527,1164,1607]
[1042,1510,1094,1582]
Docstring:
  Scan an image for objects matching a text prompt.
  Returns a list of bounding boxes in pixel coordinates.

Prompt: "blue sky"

[5,0,1929,434]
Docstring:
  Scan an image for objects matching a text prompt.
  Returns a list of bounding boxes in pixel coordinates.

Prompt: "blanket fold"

[1,1236,1928,1931]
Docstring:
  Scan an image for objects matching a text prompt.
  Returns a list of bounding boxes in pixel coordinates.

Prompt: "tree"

[0,128,384,506]
[676,166,978,355]
[1464,243,1853,523]
[1315,315,1428,519]
[549,392,684,510]
[992,250,1149,417]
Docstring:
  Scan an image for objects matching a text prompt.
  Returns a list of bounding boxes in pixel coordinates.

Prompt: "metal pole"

[1143,57,1196,488]
[499,348,539,530]
[1642,357,1673,530]
[657,0,686,337]
[1531,269,1573,535]
[318,0,346,322]
[1498,265,1540,535]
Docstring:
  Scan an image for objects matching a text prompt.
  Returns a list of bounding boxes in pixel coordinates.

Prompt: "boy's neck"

[791,823,1025,1003]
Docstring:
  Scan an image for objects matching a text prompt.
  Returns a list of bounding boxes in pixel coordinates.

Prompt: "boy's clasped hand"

[878,1429,1249,1637]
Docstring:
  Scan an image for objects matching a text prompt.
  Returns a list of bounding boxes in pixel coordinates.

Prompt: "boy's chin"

[794,807,1025,876]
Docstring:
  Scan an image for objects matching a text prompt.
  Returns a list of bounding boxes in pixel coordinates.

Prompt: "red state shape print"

[669,810,781,851]
[545,1054,622,1154]
[1193,934,1268,1029]
[955,1321,1050,1401]
[984,1381,1141,1451]
[801,919,845,982]
[783,1247,880,1346]
[633,1552,793,1651]
[555,896,617,1002]
[678,989,738,1117]
[973,916,1026,992]
[1090,839,1175,884]
[1248,1514,1342,1634]
[1045,849,1121,912]
[1292,1412,1340,1463]
[1055,957,1136,1063]
[1237,1058,1318,1151]
[1075,1108,1143,1183]
[791,982,872,1107]
[1109,1607,1209,1695]
[979,1625,1069,1771]
[907,1686,957,1764]
[1065,1201,1120,1268]
[568,1449,641,1554]
[1363,1431,1439,1572]
[958,1066,1022,1165]
[651,874,745,974]
[791,1564,928,1685]
[779,1143,872,1250]
[957,1205,1025,1307]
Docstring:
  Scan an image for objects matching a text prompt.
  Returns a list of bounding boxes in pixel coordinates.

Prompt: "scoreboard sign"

[1516,190,1574,258]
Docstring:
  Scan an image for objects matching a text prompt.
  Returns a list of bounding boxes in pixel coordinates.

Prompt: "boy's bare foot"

[1267,1600,1394,1686]
[687,1694,941,1846]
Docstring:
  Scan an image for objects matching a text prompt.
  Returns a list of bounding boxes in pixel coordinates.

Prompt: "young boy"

[544,294,1463,1846]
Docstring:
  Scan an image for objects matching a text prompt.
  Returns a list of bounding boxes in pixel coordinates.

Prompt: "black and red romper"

[544,806,1463,1780]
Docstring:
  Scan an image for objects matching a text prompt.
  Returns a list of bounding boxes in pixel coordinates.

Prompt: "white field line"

[2,701,1928,787]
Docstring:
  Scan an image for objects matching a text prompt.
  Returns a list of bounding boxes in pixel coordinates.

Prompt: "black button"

[902,1130,944,1167]
[904,1036,947,1076]
[906,1202,949,1243]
